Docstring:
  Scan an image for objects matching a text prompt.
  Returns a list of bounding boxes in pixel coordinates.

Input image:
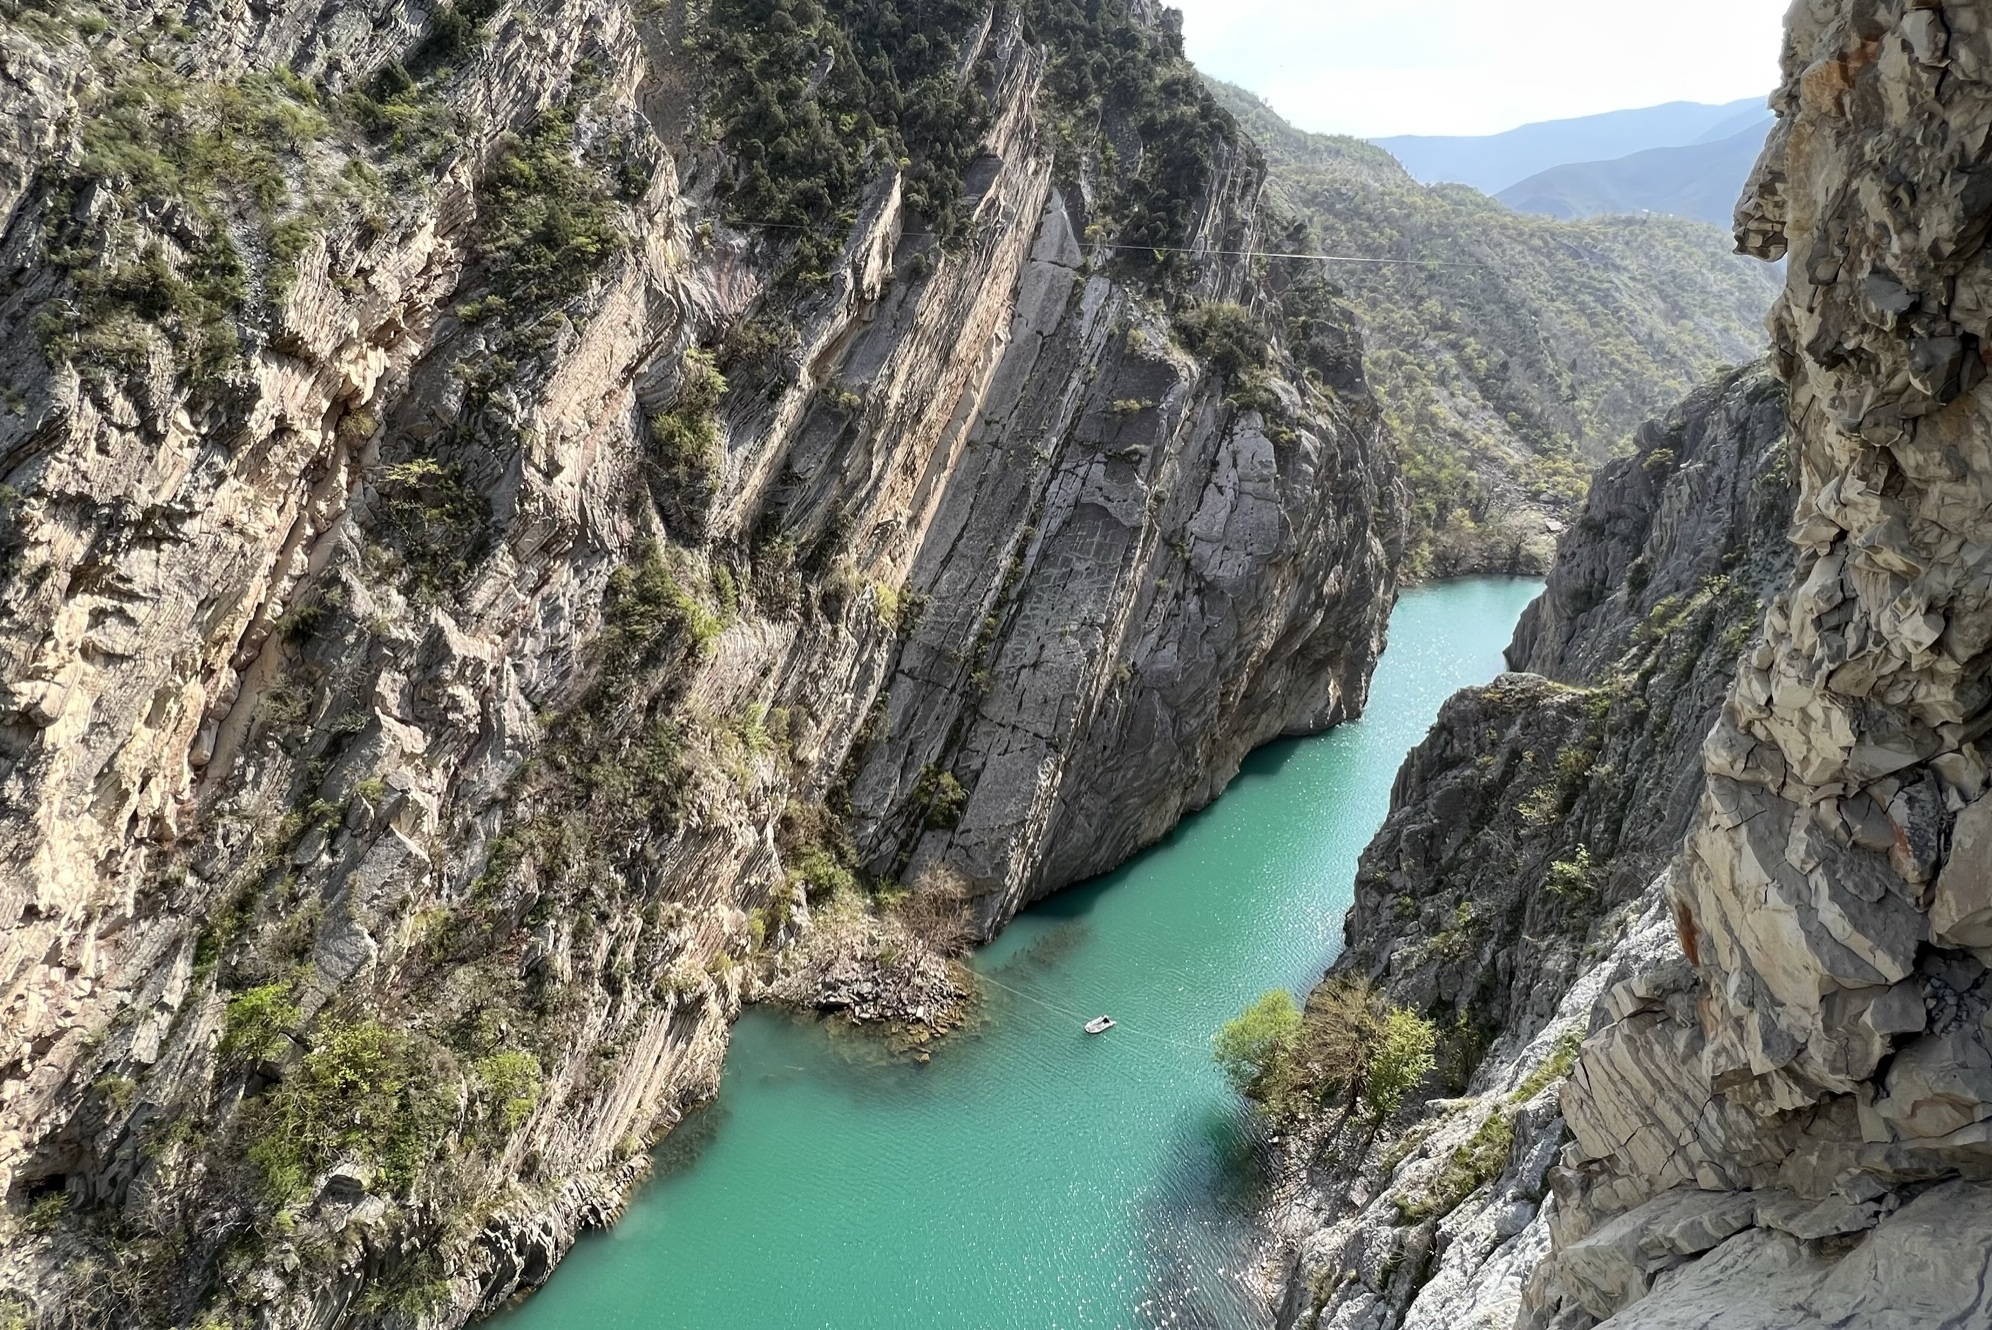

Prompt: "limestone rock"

[1931,795,1992,947]
[1270,363,1794,1330]
[1521,0,1992,1324]
[0,2,1400,1323]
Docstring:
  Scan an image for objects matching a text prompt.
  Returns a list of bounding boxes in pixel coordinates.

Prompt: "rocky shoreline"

[1265,2,1992,1325]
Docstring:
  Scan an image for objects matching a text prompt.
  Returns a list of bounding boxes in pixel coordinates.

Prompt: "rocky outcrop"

[0,1,1400,1323]
[1268,364,1793,1330]
[1267,2,1992,1328]
[1521,2,1992,1324]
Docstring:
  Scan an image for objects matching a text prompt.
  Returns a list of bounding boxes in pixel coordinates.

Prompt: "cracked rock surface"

[0,0,1400,1322]
[1266,3,1992,1328]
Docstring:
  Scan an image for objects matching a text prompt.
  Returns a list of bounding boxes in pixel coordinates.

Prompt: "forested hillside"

[1214,83,1781,577]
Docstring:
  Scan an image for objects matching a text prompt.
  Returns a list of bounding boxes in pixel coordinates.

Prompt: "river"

[491,577,1543,1330]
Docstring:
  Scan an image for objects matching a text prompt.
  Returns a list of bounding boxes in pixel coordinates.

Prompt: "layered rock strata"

[1525,1,1992,1323]
[1269,364,1793,1330]
[0,1,1400,1323]
[1274,1,1992,1327]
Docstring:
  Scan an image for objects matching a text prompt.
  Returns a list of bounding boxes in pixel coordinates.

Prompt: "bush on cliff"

[1217,977,1438,1124]
[1214,989,1302,1094]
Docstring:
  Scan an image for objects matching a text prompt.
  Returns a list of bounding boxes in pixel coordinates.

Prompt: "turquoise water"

[493,578,1542,1330]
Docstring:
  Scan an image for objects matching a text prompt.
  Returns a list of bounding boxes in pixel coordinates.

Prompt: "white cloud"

[1171,0,1790,137]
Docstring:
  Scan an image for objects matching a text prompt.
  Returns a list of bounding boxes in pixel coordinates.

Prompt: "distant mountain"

[1373,98,1765,195]
[1497,121,1774,227]
[1210,81,1781,580]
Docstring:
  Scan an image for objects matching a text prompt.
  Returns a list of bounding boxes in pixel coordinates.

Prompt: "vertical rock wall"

[1268,364,1793,1330]
[0,2,1401,1323]
[1525,1,1992,1324]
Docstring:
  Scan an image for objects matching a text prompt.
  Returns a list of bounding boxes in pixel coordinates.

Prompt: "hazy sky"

[1171,0,1790,138]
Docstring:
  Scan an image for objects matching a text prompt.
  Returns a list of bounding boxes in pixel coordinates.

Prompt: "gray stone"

[1932,795,1992,947]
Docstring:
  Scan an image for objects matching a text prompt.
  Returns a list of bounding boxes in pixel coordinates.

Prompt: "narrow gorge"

[0,0,1404,1320]
[4,0,1984,1327]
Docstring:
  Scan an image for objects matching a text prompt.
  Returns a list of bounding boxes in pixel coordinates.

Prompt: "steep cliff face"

[0,0,1400,1323]
[1267,364,1792,1330]
[1523,1,1992,1324]
[1269,2,1992,1328]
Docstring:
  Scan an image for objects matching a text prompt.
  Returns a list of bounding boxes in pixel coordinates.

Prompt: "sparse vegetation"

[36,66,371,383]
[1395,1110,1516,1222]
[646,348,729,539]
[477,95,627,310]
[1511,1029,1584,1103]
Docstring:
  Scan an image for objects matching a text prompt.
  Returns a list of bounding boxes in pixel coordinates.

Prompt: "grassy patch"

[1394,1110,1516,1223]
[242,1019,459,1206]
[1510,1029,1584,1104]
[37,66,374,383]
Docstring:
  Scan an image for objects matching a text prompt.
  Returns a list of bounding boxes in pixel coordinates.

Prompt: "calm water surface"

[493,577,1542,1330]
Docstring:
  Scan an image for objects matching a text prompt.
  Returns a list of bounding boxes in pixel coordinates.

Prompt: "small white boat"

[1084,1015,1116,1034]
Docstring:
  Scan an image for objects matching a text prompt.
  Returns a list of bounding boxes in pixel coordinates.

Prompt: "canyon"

[4,0,1986,1327]
[1,0,1402,1320]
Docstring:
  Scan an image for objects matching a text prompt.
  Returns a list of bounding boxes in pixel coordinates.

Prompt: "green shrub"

[473,1050,544,1133]
[1365,1007,1438,1120]
[1174,303,1269,382]
[646,348,728,538]
[221,983,301,1064]
[477,99,625,309]
[600,544,728,683]
[373,456,489,604]
[1545,846,1598,900]
[913,765,969,829]
[25,1192,68,1233]
[93,1074,138,1114]
[1214,990,1303,1095]
[243,1019,457,1206]
[1517,782,1563,827]
[791,847,856,900]
[1218,975,1440,1122]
